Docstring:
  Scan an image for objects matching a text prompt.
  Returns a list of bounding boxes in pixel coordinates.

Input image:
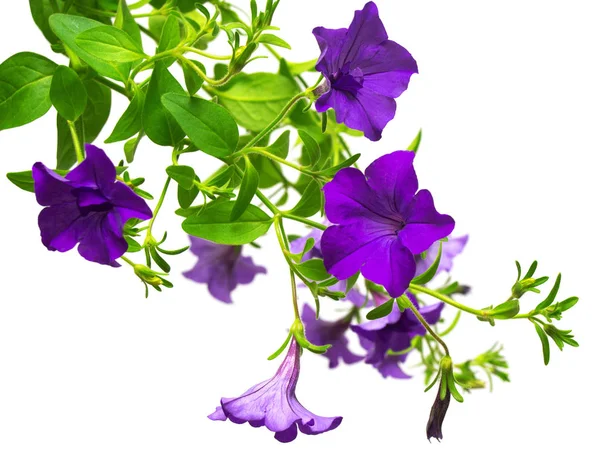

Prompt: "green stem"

[131,49,178,79]
[281,213,327,230]
[62,0,75,12]
[121,255,136,267]
[245,147,325,181]
[178,55,234,87]
[274,216,301,320]
[67,120,84,163]
[145,177,171,240]
[439,310,462,337]
[129,0,152,8]
[180,46,232,61]
[94,76,129,97]
[405,296,450,357]
[410,283,484,317]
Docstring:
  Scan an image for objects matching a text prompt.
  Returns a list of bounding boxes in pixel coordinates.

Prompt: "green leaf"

[149,246,171,273]
[50,65,87,121]
[407,129,422,154]
[6,168,67,193]
[49,14,132,82]
[411,241,443,285]
[265,130,290,159]
[207,72,297,132]
[161,93,239,157]
[75,25,147,63]
[289,180,323,218]
[296,259,330,281]
[287,59,317,75]
[535,274,562,311]
[0,52,57,130]
[231,157,260,221]
[157,14,181,66]
[319,153,361,176]
[178,182,200,209]
[182,59,205,95]
[29,0,63,44]
[182,201,273,245]
[366,298,395,320]
[166,165,196,190]
[534,323,551,365]
[142,62,185,146]
[105,89,144,143]
[257,33,291,49]
[115,0,142,48]
[298,130,321,166]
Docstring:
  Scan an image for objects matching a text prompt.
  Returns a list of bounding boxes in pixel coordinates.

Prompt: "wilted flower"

[426,381,451,441]
[32,145,152,266]
[415,235,468,276]
[352,293,443,378]
[183,236,266,303]
[302,303,363,368]
[208,338,342,443]
[321,151,455,297]
[313,1,418,141]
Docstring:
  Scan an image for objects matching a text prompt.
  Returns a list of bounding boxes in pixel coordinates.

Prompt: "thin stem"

[281,213,327,230]
[145,177,171,240]
[180,46,232,61]
[121,255,136,267]
[129,0,152,8]
[94,76,129,97]
[67,120,84,163]
[439,310,462,337]
[410,284,483,317]
[406,297,450,357]
[178,55,234,87]
[131,49,177,79]
[245,147,326,181]
[139,24,158,43]
[274,216,301,320]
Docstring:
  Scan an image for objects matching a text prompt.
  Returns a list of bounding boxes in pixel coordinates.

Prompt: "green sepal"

[267,332,292,361]
[290,319,331,355]
[366,298,394,320]
[411,241,443,285]
[407,129,422,154]
[534,323,551,365]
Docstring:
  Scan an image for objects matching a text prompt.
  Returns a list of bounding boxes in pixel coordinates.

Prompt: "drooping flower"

[321,150,455,298]
[183,236,266,304]
[415,235,469,276]
[426,381,451,441]
[351,293,443,379]
[32,144,152,266]
[313,1,418,141]
[302,303,363,368]
[208,338,342,443]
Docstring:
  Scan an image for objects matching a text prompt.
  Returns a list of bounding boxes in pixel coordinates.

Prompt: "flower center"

[75,188,113,215]
[330,65,364,96]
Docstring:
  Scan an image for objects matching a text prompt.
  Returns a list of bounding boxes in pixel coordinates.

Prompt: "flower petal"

[400,189,455,254]
[339,2,388,68]
[376,356,411,379]
[105,181,153,223]
[233,256,266,285]
[32,162,75,206]
[313,26,348,76]
[361,238,416,298]
[77,212,128,265]
[38,202,84,252]
[66,144,116,190]
[207,264,236,304]
[365,151,418,212]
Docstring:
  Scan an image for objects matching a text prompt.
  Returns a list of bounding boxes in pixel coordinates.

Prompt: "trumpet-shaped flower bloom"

[208,338,342,443]
[183,237,266,303]
[321,150,455,298]
[32,145,152,266]
[313,1,418,141]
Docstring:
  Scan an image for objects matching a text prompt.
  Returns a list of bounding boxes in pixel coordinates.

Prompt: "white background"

[1,1,599,462]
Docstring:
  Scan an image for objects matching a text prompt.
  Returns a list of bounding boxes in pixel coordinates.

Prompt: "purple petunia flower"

[302,303,363,369]
[313,1,418,141]
[321,150,455,298]
[32,144,152,266]
[415,235,469,277]
[183,236,266,304]
[208,338,342,443]
[351,293,443,379]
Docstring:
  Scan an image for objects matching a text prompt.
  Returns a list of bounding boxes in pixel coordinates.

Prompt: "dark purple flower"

[415,235,469,276]
[426,381,451,441]
[302,303,363,368]
[208,338,342,443]
[183,236,266,304]
[313,1,418,141]
[321,150,455,298]
[32,145,152,266]
[351,293,443,378]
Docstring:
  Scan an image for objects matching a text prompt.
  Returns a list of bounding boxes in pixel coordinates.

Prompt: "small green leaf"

[183,201,273,245]
[265,130,290,159]
[7,168,68,193]
[75,25,147,63]
[181,59,205,95]
[535,274,561,311]
[156,14,180,66]
[231,157,259,221]
[50,65,87,121]
[149,246,171,273]
[296,259,330,281]
[126,236,143,253]
[524,261,538,279]
[115,0,142,47]
[411,241,443,285]
[105,90,144,143]
[534,323,551,365]
[143,62,185,146]
[166,165,196,190]
[257,33,291,49]
[319,153,361,176]
[366,298,395,320]
[407,129,422,154]
[289,180,323,218]
[178,182,200,209]
[161,93,239,158]
[287,59,317,75]
[0,52,57,130]
[345,272,360,294]
[298,130,321,166]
